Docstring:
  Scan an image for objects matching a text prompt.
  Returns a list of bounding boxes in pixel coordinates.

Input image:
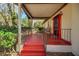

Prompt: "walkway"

[19,33,46,56]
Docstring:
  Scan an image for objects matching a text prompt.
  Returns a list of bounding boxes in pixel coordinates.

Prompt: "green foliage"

[12,12,17,20]
[34,21,44,32]
[11,11,18,26]
[2,32,16,48]
[0,4,18,26]
[0,31,4,40]
[34,21,43,28]
[0,26,18,33]
[0,26,17,48]
[22,20,32,29]
[0,31,16,48]
[0,4,18,49]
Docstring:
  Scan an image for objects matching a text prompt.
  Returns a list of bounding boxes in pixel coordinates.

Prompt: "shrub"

[0,31,4,47]
[0,25,18,33]
[0,31,16,48]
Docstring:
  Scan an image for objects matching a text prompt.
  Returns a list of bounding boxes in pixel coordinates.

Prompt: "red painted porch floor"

[19,33,71,56]
[19,34,46,56]
[48,38,71,45]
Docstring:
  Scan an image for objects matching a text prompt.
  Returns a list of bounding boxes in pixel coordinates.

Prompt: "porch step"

[24,43,44,46]
[19,52,46,56]
[19,34,46,56]
[21,51,45,53]
[23,45,44,49]
[19,45,46,56]
[21,46,45,52]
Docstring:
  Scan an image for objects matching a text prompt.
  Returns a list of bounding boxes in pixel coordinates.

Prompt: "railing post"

[62,29,71,44]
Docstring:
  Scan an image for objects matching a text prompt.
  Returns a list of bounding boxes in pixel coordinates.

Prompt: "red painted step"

[21,51,45,53]
[19,52,46,56]
[24,42,44,45]
[19,34,46,56]
[22,45,45,49]
[21,46,45,52]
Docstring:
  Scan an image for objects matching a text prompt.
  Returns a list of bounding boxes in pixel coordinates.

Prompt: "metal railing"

[42,29,72,44]
[61,29,72,42]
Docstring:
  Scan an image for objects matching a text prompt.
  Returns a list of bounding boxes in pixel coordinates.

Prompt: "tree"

[0,3,18,26]
[22,19,31,28]
[34,21,44,32]
[0,4,9,26]
[7,4,18,26]
[34,21,43,28]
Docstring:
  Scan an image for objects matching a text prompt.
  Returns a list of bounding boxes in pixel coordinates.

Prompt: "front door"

[53,14,61,39]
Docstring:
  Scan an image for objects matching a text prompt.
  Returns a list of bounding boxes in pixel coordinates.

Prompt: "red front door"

[53,14,62,39]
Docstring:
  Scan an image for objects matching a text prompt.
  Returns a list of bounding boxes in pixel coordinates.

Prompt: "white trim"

[46,45,72,52]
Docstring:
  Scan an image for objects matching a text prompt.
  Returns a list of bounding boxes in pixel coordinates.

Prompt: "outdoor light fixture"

[59,11,63,15]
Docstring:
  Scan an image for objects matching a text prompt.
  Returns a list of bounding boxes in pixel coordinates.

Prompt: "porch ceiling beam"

[32,17,50,19]
[42,3,68,24]
[22,4,33,19]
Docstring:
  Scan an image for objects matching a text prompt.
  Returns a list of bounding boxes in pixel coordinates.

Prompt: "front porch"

[1,3,79,56]
[19,29,72,56]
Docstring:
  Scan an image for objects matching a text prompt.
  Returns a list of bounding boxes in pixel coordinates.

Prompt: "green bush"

[0,26,18,33]
[0,31,4,39]
[0,31,16,48]
[0,26,17,49]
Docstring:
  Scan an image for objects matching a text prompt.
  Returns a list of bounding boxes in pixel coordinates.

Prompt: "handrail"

[43,28,72,44]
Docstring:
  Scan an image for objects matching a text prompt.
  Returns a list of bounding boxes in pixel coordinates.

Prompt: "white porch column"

[16,3,22,52]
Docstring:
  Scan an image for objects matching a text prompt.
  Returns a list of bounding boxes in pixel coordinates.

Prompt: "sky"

[21,9,28,20]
